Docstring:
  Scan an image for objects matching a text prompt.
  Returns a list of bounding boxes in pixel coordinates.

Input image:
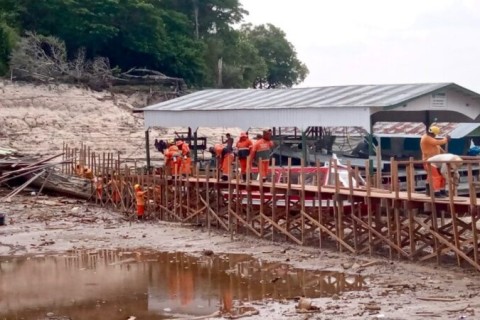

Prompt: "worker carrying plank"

[420,125,451,197]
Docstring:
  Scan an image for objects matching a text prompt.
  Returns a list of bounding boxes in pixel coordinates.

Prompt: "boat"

[222,154,367,213]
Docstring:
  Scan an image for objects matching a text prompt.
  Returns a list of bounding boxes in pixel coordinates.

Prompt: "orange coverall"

[135,188,146,218]
[250,138,274,179]
[94,176,103,199]
[213,144,233,178]
[177,141,192,175]
[165,145,182,176]
[236,137,253,175]
[420,134,448,192]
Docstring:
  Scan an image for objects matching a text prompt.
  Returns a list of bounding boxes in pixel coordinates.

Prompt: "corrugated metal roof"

[373,122,480,139]
[271,123,480,139]
[142,83,453,111]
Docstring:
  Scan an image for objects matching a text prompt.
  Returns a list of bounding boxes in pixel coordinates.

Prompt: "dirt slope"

[0,81,244,165]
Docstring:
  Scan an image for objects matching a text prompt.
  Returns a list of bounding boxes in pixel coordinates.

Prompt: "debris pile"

[0,150,91,201]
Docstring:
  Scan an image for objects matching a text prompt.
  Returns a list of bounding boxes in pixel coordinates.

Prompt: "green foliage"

[0,0,308,88]
[0,18,18,75]
[243,24,309,88]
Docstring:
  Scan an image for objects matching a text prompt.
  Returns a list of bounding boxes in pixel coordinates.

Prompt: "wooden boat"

[223,155,367,213]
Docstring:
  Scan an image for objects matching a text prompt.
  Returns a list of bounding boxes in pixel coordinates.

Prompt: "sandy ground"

[1,82,480,319]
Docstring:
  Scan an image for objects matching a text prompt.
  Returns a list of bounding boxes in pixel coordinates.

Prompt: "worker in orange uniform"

[83,167,94,180]
[209,144,233,181]
[74,164,84,177]
[164,140,182,177]
[107,172,122,204]
[134,184,146,220]
[176,140,192,176]
[94,175,104,202]
[420,125,450,197]
[250,130,274,182]
[236,132,253,181]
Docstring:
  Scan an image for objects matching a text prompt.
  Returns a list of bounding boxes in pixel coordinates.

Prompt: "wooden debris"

[364,303,381,311]
[415,311,440,317]
[417,296,460,302]
[358,260,382,268]
[295,297,321,313]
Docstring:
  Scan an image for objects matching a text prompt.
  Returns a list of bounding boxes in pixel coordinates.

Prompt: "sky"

[240,0,480,92]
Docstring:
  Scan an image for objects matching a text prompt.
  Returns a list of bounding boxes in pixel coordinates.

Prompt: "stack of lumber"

[0,151,92,200]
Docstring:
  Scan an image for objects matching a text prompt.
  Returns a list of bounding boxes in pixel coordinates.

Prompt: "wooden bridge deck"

[61,144,480,272]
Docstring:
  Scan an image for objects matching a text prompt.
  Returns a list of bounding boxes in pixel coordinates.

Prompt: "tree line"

[0,0,309,88]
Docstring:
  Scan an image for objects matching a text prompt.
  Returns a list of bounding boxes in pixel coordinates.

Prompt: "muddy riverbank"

[1,192,479,320]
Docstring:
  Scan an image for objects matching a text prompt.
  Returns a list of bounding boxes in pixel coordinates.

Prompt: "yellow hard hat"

[134,184,140,190]
[428,125,440,135]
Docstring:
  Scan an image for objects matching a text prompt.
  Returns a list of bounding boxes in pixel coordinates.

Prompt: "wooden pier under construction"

[51,144,480,272]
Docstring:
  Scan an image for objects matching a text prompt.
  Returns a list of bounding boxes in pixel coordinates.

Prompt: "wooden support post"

[271,158,277,242]
[228,155,233,240]
[259,166,265,239]
[206,162,211,235]
[467,163,479,265]
[447,163,461,267]
[145,129,151,173]
[246,156,252,235]
[347,161,358,253]
[300,157,306,245]
[365,160,373,256]
[285,157,292,241]
[196,162,200,225]
[316,160,323,249]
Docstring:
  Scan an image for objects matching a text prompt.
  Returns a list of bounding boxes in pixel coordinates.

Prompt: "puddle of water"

[0,250,366,319]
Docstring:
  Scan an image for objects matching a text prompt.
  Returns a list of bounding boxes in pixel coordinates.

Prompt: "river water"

[0,250,367,319]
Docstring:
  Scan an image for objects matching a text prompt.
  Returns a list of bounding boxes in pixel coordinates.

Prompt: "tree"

[216,30,267,88]
[0,19,17,75]
[162,0,248,38]
[242,23,309,88]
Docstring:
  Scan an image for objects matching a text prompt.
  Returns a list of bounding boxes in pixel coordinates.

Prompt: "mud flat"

[1,192,480,319]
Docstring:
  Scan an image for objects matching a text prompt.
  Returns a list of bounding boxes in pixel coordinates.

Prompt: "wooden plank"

[271,158,277,242]
[300,158,306,245]
[351,215,411,259]
[302,212,355,253]
[447,163,461,267]
[415,217,480,271]
[316,160,323,248]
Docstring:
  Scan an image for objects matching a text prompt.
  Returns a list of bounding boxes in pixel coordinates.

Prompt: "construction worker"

[420,125,450,197]
[250,129,274,181]
[83,167,94,180]
[134,184,146,220]
[222,133,234,152]
[176,140,192,176]
[94,175,104,200]
[427,153,463,196]
[209,144,232,181]
[107,172,122,204]
[236,132,253,181]
[74,164,84,176]
[164,140,182,177]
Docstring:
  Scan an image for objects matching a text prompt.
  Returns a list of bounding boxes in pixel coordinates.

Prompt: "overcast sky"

[240,0,480,92]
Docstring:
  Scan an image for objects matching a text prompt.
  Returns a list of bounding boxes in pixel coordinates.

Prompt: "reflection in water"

[0,250,367,319]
